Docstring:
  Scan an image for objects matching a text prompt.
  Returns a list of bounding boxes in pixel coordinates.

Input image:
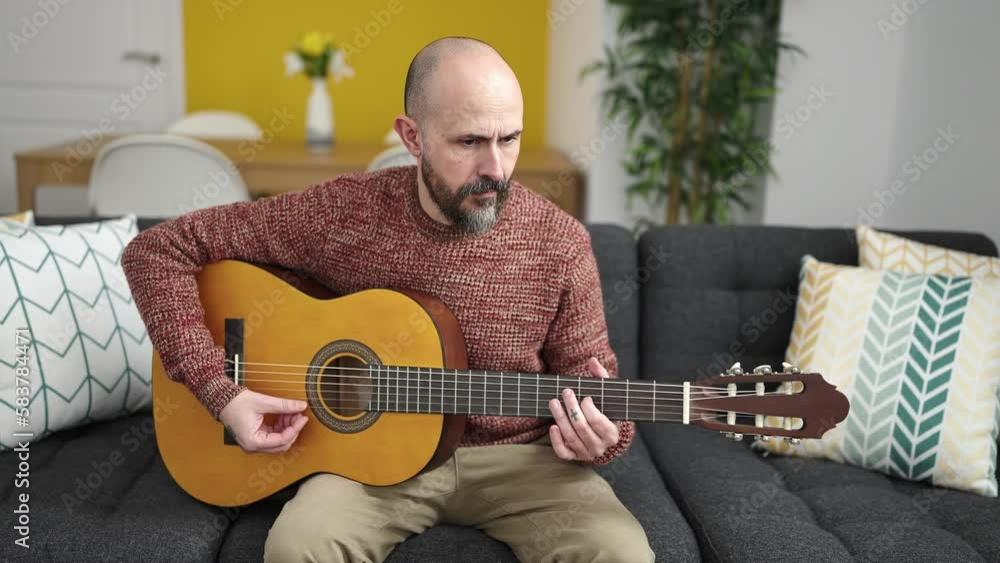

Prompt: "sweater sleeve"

[121,180,340,420]
[541,227,635,466]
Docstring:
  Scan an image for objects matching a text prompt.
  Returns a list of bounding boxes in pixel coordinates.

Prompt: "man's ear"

[392,115,422,158]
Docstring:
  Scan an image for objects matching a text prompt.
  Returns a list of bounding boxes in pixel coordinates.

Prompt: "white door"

[0,0,185,215]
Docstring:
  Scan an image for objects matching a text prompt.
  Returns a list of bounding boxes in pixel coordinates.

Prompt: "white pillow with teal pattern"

[755,255,1000,497]
[0,215,151,449]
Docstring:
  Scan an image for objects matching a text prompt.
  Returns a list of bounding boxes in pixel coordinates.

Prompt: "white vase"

[306,77,334,152]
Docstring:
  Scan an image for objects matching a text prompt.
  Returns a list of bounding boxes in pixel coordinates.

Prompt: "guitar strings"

[234,373,789,403]
[227,360,791,395]
[236,386,786,421]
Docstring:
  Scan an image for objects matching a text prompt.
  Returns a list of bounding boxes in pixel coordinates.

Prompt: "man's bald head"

[404,37,514,122]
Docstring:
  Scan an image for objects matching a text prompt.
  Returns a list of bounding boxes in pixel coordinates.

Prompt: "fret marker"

[683,382,690,425]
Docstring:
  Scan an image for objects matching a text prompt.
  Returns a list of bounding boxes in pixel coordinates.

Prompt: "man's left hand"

[547,357,621,462]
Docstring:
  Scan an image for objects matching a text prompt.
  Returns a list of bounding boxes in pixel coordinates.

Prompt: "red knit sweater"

[121,165,634,466]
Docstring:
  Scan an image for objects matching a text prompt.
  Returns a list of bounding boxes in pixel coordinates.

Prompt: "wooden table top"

[15,134,578,173]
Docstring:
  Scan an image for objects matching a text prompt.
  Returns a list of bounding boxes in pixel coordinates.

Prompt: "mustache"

[458,177,510,197]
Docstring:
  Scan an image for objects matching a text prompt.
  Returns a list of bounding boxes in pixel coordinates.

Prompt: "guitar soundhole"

[318,355,370,417]
[305,340,382,434]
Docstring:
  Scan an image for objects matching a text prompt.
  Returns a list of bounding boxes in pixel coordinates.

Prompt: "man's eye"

[503,136,518,144]
[462,139,477,147]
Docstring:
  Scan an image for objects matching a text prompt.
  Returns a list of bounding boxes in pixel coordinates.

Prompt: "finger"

[580,396,619,446]
[562,388,603,455]
[272,413,308,433]
[255,417,308,453]
[548,397,589,460]
[262,395,308,414]
[252,422,300,450]
[548,424,577,461]
[588,357,610,378]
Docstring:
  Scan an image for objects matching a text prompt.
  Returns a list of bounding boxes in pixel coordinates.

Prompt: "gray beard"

[420,154,510,235]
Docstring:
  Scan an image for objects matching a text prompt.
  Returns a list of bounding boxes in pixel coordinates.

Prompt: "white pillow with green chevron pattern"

[858,225,1000,277]
[0,214,151,449]
[755,255,1000,497]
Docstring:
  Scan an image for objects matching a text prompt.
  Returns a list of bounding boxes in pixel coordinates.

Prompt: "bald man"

[121,37,654,563]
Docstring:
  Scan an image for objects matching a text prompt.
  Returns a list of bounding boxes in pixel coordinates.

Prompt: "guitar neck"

[363,365,694,423]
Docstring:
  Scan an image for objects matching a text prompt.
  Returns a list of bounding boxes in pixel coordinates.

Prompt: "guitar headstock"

[688,362,849,443]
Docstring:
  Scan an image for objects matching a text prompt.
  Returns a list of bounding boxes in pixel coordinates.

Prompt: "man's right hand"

[218,390,310,453]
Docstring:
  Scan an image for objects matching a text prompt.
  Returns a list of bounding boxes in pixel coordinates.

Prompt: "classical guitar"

[152,260,850,507]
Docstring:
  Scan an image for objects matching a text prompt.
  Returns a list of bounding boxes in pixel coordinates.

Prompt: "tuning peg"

[723,432,744,442]
[756,435,770,442]
[781,362,801,374]
[725,362,744,376]
[752,364,773,375]
[784,437,801,445]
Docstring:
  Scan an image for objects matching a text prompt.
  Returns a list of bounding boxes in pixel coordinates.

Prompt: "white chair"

[166,110,263,141]
[367,144,417,172]
[89,134,250,217]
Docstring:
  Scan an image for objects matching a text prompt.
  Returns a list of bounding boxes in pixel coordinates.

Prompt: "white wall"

[764,0,1000,246]
[546,0,769,228]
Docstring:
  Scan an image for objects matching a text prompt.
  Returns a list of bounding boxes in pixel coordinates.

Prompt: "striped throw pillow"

[755,255,1000,497]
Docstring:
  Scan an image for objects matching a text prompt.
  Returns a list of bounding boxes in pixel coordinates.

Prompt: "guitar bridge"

[223,318,244,446]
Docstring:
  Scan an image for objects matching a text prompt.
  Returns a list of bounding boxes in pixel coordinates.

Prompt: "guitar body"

[153,260,468,507]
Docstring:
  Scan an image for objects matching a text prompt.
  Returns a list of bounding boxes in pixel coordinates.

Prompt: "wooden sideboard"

[14,135,583,218]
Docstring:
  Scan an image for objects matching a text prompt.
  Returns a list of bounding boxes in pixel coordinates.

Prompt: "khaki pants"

[263,433,655,563]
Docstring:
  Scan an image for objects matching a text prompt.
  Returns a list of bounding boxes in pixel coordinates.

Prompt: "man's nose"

[477,143,505,181]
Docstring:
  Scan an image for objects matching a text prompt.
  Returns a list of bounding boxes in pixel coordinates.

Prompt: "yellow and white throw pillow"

[755,255,1000,497]
[1,211,34,232]
[858,225,999,277]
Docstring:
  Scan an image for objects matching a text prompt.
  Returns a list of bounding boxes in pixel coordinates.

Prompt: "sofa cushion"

[641,423,1000,562]
[589,224,640,380]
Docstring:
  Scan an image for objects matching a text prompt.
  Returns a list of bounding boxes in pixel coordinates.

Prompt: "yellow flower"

[298,31,328,57]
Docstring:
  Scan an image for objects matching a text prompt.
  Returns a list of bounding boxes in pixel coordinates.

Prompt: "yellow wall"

[183,1,549,147]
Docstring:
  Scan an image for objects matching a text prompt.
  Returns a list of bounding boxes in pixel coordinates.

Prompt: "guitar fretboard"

[356,365,692,423]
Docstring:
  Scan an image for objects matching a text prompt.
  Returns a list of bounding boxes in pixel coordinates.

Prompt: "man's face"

[418,67,523,235]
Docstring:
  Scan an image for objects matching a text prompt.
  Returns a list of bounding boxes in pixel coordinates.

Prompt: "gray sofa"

[2,216,998,563]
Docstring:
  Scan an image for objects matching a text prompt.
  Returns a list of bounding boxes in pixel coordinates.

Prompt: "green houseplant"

[584,0,801,225]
